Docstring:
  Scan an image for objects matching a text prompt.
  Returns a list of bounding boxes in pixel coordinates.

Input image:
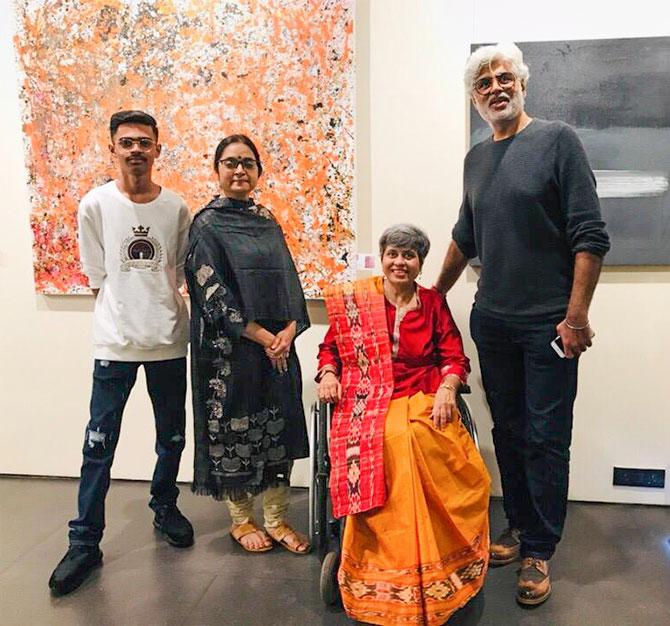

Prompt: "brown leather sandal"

[264,522,311,555]
[230,522,274,553]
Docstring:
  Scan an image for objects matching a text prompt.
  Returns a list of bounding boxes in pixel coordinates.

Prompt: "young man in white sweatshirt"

[49,110,193,596]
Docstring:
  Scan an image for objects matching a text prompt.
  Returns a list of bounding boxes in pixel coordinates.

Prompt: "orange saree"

[338,392,490,625]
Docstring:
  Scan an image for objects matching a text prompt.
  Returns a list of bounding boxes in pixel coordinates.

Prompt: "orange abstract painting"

[14,0,355,296]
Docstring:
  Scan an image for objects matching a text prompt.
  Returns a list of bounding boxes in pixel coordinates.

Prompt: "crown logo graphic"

[132,225,150,237]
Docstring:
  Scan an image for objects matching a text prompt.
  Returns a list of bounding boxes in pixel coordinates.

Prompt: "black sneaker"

[48,545,103,596]
[153,504,194,548]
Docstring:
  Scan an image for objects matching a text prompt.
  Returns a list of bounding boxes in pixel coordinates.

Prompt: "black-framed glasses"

[219,157,258,171]
[473,71,516,95]
[117,137,156,151]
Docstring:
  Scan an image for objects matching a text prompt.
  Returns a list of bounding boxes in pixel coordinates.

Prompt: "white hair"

[463,42,530,92]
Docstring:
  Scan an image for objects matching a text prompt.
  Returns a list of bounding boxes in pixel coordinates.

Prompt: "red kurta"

[317,283,470,398]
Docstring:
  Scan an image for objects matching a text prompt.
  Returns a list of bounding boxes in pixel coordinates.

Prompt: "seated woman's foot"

[265,522,311,555]
[230,522,274,552]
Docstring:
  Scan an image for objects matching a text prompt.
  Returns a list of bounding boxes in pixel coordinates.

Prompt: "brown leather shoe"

[490,527,520,566]
[516,557,551,606]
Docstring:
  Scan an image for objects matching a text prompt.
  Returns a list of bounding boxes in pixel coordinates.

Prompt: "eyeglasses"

[219,157,258,171]
[473,71,517,95]
[117,137,156,151]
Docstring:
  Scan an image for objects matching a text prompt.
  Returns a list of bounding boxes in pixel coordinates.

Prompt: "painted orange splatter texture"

[14,0,355,296]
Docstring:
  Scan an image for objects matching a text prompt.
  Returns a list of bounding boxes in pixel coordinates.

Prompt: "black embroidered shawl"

[186,197,310,499]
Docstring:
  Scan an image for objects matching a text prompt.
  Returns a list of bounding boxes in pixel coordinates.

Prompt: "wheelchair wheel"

[319,550,341,606]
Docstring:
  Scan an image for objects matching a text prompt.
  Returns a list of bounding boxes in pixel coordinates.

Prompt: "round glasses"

[219,157,258,171]
[473,71,517,95]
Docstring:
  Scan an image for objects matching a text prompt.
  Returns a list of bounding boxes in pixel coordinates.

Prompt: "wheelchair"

[308,386,479,605]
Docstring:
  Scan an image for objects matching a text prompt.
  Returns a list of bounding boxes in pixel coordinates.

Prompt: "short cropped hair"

[213,134,263,176]
[379,224,431,266]
[464,42,530,92]
[109,110,159,140]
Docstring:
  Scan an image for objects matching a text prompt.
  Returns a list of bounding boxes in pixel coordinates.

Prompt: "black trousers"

[470,307,578,560]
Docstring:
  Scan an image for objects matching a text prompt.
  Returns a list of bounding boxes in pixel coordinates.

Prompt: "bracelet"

[438,383,457,393]
[316,366,338,382]
[565,319,590,331]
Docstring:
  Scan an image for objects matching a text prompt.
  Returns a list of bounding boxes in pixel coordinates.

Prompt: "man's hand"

[317,371,341,404]
[556,319,594,358]
[559,251,602,358]
[431,385,460,429]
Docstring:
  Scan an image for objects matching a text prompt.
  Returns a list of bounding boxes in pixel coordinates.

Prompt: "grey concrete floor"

[0,476,668,626]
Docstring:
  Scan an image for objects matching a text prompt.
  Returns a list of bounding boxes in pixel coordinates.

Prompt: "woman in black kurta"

[185,134,310,553]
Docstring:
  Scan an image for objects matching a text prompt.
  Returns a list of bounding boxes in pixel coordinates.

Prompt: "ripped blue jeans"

[68,358,187,546]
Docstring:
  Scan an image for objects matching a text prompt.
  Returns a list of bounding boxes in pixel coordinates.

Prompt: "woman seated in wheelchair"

[317,224,490,625]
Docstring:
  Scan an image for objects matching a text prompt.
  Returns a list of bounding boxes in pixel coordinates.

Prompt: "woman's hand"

[266,352,288,373]
[240,322,287,373]
[266,321,296,358]
[317,371,341,404]
[431,381,460,429]
[243,321,275,347]
[264,321,296,373]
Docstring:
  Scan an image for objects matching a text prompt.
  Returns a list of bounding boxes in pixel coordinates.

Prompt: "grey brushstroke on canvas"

[594,171,669,198]
[470,36,670,265]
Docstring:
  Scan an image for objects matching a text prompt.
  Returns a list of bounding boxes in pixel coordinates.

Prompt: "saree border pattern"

[339,537,488,625]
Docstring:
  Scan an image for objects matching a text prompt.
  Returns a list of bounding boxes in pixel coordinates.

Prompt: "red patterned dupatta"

[323,277,394,518]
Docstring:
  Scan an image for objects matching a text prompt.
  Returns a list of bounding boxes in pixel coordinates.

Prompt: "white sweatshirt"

[77,181,190,361]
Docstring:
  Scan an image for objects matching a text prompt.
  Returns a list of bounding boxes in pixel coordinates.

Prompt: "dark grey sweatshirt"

[453,119,610,321]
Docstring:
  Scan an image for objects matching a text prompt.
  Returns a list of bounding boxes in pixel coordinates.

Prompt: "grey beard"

[479,90,525,125]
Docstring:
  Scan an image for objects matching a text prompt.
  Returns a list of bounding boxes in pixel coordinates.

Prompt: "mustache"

[126,155,147,162]
[489,93,511,105]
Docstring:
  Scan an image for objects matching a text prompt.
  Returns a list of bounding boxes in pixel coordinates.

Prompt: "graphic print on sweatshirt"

[120,225,163,272]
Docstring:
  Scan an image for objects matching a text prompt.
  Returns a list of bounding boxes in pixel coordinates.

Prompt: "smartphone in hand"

[550,336,566,358]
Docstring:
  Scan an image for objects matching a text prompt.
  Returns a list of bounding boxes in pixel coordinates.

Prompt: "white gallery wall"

[1,0,668,505]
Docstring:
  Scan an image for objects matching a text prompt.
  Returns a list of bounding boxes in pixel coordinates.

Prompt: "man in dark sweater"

[435,42,609,606]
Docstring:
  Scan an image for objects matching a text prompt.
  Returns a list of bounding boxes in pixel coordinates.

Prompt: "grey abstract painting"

[470,37,670,265]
